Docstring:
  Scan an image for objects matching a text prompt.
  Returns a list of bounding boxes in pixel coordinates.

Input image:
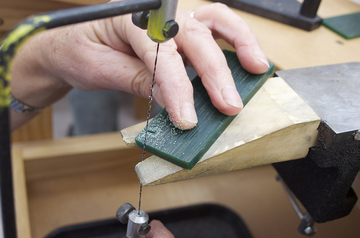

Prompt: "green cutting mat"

[136,50,274,170]
[323,12,360,39]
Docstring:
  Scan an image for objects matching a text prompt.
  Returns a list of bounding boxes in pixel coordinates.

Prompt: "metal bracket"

[210,0,322,31]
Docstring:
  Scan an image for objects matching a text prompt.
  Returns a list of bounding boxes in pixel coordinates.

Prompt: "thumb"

[146,220,174,238]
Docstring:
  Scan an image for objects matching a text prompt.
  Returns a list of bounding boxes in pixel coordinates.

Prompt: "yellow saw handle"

[147,0,179,43]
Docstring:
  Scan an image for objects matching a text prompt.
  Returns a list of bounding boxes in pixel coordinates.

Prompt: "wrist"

[10,29,72,109]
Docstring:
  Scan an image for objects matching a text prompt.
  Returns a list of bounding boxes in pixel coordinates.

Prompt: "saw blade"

[138,43,160,212]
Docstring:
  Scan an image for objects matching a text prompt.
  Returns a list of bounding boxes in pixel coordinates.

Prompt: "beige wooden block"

[122,77,321,186]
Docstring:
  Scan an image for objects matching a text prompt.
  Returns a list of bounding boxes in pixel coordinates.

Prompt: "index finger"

[192,3,269,74]
[175,10,244,117]
[117,15,198,130]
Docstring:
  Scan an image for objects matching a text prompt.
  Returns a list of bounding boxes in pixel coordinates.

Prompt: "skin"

[9,2,268,236]
[10,2,269,131]
[147,220,174,238]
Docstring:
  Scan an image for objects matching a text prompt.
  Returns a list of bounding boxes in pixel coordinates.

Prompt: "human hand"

[11,2,269,130]
[146,220,174,238]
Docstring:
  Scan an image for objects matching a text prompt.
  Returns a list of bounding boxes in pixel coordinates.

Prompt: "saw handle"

[132,0,179,43]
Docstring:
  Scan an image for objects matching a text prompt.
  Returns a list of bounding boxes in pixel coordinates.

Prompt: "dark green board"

[135,50,274,170]
[323,12,360,39]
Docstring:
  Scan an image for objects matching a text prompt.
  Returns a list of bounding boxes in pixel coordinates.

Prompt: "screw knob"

[139,223,151,235]
[116,203,135,224]
[132,11,149,30]
[304,226,316,236]
[163,20,179,38]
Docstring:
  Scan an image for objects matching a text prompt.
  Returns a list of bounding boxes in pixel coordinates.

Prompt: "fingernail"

[253,47,269,68]
[181,103,198,125]
[169,103,198,130]
[222,86,243,109]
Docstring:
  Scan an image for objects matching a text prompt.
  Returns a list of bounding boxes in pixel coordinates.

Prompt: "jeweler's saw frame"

[0,1,178,237]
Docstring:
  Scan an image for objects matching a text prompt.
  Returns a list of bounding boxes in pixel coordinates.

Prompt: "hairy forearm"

[10,29,72,130]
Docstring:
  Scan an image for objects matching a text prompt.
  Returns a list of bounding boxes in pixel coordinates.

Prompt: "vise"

[274,62,360,226]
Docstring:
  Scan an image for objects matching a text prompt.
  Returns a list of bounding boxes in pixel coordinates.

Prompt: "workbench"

[11,132,360,238]
[1,0,360,237]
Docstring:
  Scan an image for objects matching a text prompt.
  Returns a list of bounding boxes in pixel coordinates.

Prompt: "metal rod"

[0,108,17,238]
[276,174,316,236]
[276,174,304,219]
[44,0,162,29]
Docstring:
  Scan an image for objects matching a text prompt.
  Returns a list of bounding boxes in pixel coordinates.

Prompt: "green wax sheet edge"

[135,50,274,170]
[322,12,360,39]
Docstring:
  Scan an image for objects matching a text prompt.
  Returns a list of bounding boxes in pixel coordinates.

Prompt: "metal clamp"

[276,175,317,236]
[116,203,151,238]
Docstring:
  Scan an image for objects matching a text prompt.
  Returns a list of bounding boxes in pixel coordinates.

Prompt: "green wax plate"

[323,12,360,39]
[135,50,274,170]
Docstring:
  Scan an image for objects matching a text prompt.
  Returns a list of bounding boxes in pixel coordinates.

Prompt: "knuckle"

[159,42,178,55]
[183,19,212,37]
[203,59,231,80]
[131,67,151,97]
[233,26,255,47]
[143,43,159,62]
[210,2,229,11]
[143,41,178,64]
